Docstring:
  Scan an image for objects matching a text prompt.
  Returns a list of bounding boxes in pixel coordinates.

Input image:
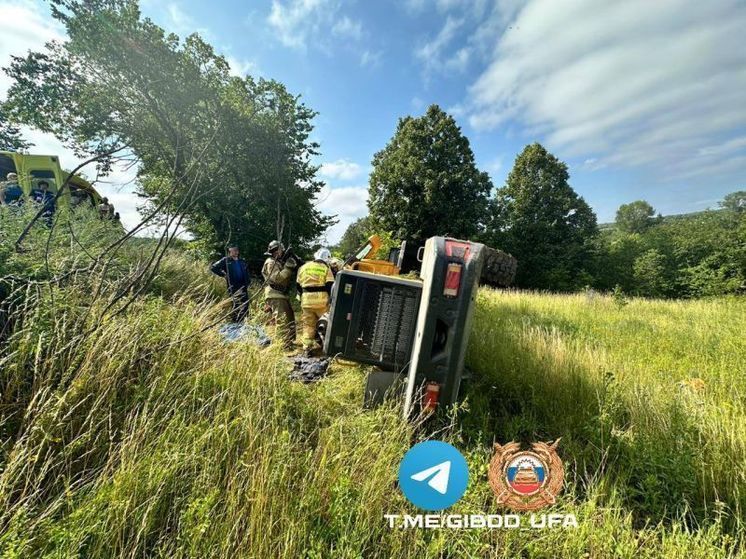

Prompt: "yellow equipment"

[344,235,400,276]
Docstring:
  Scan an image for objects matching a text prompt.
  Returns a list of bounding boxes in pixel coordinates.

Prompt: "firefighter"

[296,248,335,356]
[262,240,297,349]
[329,257,343,277]
[210,246,251,323]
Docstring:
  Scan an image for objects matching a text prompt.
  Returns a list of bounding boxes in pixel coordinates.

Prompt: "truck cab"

[323,236,485,417]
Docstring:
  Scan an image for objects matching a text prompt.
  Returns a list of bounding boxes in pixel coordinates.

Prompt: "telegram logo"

[398,441,469,511]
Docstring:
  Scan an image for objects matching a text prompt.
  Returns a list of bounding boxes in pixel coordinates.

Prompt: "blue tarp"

[218,323,272,347]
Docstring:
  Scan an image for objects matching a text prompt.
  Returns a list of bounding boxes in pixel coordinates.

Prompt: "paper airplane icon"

[410,461,451,494]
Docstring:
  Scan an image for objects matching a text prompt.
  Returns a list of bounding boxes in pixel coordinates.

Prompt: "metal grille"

[351,282,419,369]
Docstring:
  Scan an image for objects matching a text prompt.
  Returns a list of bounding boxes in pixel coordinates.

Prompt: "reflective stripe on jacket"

[297,260,334,308]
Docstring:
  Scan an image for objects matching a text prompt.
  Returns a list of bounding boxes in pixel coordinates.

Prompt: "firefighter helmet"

[314,248,332,262]
[265,240,284,255]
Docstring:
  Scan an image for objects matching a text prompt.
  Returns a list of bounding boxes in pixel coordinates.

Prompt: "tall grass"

[466,290,746,534]
[0,210,744,557]
[2,285,742,558]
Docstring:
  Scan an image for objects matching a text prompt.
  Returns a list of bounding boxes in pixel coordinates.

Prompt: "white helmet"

[314,247,332,262]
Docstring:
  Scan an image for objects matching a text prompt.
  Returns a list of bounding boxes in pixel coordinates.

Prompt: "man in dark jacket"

[0,173,23,205]
[210,246,251,323]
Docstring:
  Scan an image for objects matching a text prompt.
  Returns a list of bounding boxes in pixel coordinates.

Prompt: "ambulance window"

[30,170,57,192]
[0,155,16,180]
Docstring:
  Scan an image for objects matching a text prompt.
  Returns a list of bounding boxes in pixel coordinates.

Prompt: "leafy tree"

[3,0,331,257]
[592,190,746,298]
[335,216,373,258]
[0,104,29,151]
[589,231,643,292]
[487,143,598,291]
[649,206,745,297]
[633,249,673,297]
[720,190,746,213]
[616,200,657,233]
[368,105,492,239]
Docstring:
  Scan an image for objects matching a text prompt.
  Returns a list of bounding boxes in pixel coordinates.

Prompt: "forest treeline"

[340,106,745,299]
[1,2,742,300]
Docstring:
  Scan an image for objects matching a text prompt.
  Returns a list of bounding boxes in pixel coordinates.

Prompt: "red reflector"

[443,263,462,297]
[445,240,471,261]
[422,382,440,412]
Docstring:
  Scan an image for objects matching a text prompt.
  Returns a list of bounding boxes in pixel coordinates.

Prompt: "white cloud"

[319,159,364,181]
[165,2,210,38]
[315,184,369,244]
[698,136,746,157]
[266,1,374,64]
[486,155,502,174]
[404,0,427,12]
[332,16,363,40]
[444,46,470,72]
[464,0,746,180]
[267,0,332,50]
[416,16,471,78]
[0,1,64,95]
[224,55,259,77]
[446,102,466,118]
[166,3,191,31]
[405,0,486,15]
[582,158,607,172]
[360,49,383,68]
[0,2,141,230]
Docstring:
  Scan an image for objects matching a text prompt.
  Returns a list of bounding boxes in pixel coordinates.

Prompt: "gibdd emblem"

[488,439,564,511]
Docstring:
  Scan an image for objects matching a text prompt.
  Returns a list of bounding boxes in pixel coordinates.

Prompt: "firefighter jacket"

[296,259,335,308]
[262,256,297,300]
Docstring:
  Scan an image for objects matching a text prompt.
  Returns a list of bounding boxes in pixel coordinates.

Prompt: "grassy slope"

[1,268,744,557]
[466,291,745,554]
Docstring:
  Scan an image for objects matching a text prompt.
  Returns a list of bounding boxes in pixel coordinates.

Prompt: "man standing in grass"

[262,240,297,349]
[210,246,251,323]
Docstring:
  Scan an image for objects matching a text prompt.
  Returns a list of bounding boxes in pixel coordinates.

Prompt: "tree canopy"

[3,0,332,257]
[592,192,745,297]
[720,190,746,213]
[334,216,373,258]
[0,104,29,152]
[615,200,657,233]
[367,104,492,240]
[486,143,598,291]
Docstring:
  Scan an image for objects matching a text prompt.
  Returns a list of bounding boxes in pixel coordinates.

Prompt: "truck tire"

[480,246,517,287]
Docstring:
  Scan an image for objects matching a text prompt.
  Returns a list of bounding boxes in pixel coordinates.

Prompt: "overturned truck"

[322,236,516,417]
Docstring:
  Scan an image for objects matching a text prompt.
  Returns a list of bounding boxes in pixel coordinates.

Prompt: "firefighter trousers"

[300,305,327,349]
[266,298,296,349]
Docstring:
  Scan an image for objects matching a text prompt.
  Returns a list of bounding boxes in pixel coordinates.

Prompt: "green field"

[1,219,745,557]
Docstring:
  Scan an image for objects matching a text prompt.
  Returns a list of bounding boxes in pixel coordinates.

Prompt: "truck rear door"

[403,237,485,417]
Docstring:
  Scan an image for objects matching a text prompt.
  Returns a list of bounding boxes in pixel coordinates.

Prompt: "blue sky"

[2,0,745,242]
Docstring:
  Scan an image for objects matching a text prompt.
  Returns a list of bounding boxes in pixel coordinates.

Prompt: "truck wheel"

[480,246,517,287]
[316,312,329,346]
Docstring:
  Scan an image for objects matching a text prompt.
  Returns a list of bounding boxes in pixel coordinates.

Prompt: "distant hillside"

[599,207,725,230]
